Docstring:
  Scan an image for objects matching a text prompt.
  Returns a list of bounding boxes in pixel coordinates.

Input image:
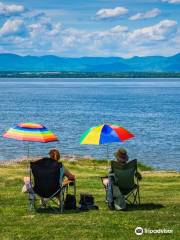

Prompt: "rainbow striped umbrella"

[3,122,58,142]
[80,124,134,159]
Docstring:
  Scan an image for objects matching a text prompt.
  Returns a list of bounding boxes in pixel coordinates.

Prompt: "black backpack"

[79,194,99,210]
[64,194,76,210]
[79,194,94,206]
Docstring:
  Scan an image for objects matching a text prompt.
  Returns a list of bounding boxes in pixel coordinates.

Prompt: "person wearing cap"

[106,147,142,211]
[113,148,142,180]
[109,148,129,210]
[102,148,129,210]
[114,147,129,166]
[105,148,128,211]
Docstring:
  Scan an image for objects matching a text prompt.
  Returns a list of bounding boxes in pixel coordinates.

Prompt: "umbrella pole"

[106,145,110,169]
[106,144,109,160]
[27,143,30,160]
[27,143,30,174]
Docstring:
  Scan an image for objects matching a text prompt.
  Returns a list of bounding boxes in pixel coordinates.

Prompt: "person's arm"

[135,171,142,180]
[64,167,75,180]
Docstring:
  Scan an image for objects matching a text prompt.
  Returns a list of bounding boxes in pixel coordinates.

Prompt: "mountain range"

[0,53,179,72]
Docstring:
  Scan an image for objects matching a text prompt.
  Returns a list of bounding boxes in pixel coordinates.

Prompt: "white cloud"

[0,1,179,57]
[129,8,161,21]
[0,10,179,57]
[49,20,178,57]
[162,0,180,4]
[0,19,25,36]
[96,6,128,20]
[127,19,177,43]
[110,25,128,33]
[0,1,25,16]
[29,16,61,39]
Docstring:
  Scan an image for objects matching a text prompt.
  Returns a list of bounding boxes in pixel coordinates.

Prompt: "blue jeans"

[107,175,114,203]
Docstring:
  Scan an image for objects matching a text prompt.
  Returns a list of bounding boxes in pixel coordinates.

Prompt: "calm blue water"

[0,78,179,171]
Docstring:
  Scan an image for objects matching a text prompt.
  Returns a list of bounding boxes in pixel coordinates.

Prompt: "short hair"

[48,148,60,161]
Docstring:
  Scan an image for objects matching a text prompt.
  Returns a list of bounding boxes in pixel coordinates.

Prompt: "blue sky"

[0,0,179,57]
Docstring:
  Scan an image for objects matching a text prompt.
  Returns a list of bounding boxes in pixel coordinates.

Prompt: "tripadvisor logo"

[135,227,143,235]
[135,226,173,235]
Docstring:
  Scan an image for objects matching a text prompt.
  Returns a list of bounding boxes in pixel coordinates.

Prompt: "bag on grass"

[79,194,94,206]
[64,194,76,210]
[79,194,99,210]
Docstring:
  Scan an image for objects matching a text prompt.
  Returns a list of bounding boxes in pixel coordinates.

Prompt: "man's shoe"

[108,202,115,210]
[114,204,126,211]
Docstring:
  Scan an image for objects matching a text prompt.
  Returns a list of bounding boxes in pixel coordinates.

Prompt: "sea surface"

[0,78,179,171]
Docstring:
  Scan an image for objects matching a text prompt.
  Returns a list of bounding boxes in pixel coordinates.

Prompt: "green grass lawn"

[0,160,179,240]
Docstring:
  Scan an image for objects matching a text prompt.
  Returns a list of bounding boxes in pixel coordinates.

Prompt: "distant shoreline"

[0,71,180,78]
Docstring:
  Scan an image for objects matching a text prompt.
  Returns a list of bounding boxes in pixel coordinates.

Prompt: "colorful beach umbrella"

[80,124,134,159]
[3,122,58,158]
[80,124,134,145]
[3,122,58,143]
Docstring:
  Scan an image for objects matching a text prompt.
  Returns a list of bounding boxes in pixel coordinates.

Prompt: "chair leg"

[73,181,76,197]
[125,188,140,206]
[29,193,36,211]
[137,187,140,204]
[125,191,134,205]
[132,188,140,205]
[60,189,64,213]
[133,192,136,204]
[29,202,34,211]
[105,188,108,202]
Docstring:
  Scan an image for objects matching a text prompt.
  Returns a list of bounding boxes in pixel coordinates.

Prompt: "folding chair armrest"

[62,179,75,187]
[101,176,108,179]
[108,173,115,180]
[108,173,115,177]
[135,171,142,181]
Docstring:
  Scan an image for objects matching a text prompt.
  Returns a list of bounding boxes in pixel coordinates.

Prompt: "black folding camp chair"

[101,159,140,207]
[28,158,76,212]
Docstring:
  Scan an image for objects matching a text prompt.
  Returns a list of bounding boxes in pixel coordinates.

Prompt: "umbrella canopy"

[3,122,58,143]
[80,124,134,145]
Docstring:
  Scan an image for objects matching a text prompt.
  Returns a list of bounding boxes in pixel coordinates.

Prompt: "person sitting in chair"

[22,148,75,207]
[48,148,75,181]
[103,148,142,211]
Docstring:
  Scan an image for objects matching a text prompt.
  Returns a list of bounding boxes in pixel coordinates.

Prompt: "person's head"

[114,147,128,163]
[48,148,60,161]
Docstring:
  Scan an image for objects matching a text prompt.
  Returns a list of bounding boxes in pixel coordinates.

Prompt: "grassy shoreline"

[1,156,179,173]
[0,156,153,169]
[0,160,179,240]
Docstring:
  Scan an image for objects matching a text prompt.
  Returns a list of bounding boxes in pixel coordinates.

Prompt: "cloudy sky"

[0,0,179,57]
